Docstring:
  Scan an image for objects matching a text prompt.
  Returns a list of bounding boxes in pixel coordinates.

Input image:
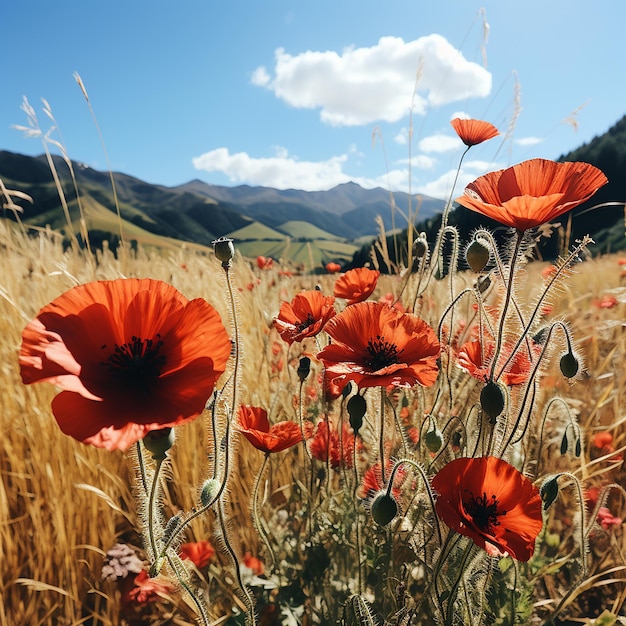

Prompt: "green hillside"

[227,221,285,241]
[277,221,344,241]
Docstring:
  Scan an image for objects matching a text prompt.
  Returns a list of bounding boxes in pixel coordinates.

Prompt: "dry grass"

[1,217,625,624]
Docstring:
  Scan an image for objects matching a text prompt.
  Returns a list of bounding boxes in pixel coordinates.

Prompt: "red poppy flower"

[308,419,355,469]
[243,552,264,575]
[455,159,608,231]
[19,278,231,451]
[432,456,542,561]
[325,262,342,273]
[256,256,274,270]
[179,540,215,569]
[334,267,380,304]
[273,290,336,345]
[237,405,303,453]
[122,570,175,605]
[317,301,440,390]
[378,292,406,312]
[595,294,618,309]
[322,370,348,400]
[457,338,536,386]
[361,459,407,500]
[450,118,499,147]
[597,507,623,530]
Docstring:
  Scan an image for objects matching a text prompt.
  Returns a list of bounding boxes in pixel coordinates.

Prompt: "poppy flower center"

[463,491,506,532]
[102,335,166,387]
[296,313,316,332]
[365,335,401,370]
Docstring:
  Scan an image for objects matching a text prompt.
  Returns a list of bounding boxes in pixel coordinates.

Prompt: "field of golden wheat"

[1,198,625,625]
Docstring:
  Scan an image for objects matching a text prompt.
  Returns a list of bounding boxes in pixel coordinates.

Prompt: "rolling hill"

[0,150,444,267]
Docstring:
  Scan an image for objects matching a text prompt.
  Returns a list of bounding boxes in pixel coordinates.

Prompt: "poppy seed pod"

[347,393,367,434]
[371,492,398,526]
[142,428,175,461]
[560,352,579,378]
[480,381,506,423]
[465,238,490,272]
[212,236,235,267]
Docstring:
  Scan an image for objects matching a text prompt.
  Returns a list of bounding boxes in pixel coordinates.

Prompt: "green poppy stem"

[379,386,386,484]
[489,229,524,381]
[251,452,276,571]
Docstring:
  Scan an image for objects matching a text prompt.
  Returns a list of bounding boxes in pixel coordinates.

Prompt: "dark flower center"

[365,335,401,371]
[296,313,316,332]
[463,491,506,532]
[101,335,166,388]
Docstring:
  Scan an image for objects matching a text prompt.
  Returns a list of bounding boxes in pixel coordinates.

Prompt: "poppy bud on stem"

[212,236,235,268]
[480,381,506,423]
[143,428,175,461]
[347,393,366,434]
[297,356,311,382]
[465,237,490,273]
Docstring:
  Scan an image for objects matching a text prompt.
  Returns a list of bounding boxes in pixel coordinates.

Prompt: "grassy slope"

[1,220,625,624]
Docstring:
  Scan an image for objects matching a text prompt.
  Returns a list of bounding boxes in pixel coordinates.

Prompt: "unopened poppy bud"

[297,356,311,382]
[143,428,175,461]
[480,381,505,423]
[559,352,579,378]
[451,430,463,448]
[371,492,398,526]
[200,479,220,507]
[412,236,428,260]
[465,238,490,273]
[575,437,582,457]
[424,425,443,453]
[540,475,560,510]
[347,394,367,434]
[163,513,183,543]
[560,431,569,455]
[532,326,549,345]
[212,236,235,267]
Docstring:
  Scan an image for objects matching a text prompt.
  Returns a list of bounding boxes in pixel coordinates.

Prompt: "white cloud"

[396,155,436,169]
[252,34,492,126]
[192,147,354,191]
[394,127,409,145]
[514,136,543,147]
[417,160,501,199]
[418,133,462,153]
[250,66,271,87]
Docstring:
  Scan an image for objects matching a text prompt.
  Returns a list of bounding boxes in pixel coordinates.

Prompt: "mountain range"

[2,113,625,268]
[0,150,443,267]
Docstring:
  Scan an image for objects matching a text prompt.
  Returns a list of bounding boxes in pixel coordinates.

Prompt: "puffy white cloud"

[514,136,543,147]
[252,35,492,126]
[250,66,271,87]
[192,147,354,191]
[418,133,462,153]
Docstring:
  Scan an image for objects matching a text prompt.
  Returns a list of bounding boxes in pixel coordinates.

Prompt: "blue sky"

[3,1,624,199]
